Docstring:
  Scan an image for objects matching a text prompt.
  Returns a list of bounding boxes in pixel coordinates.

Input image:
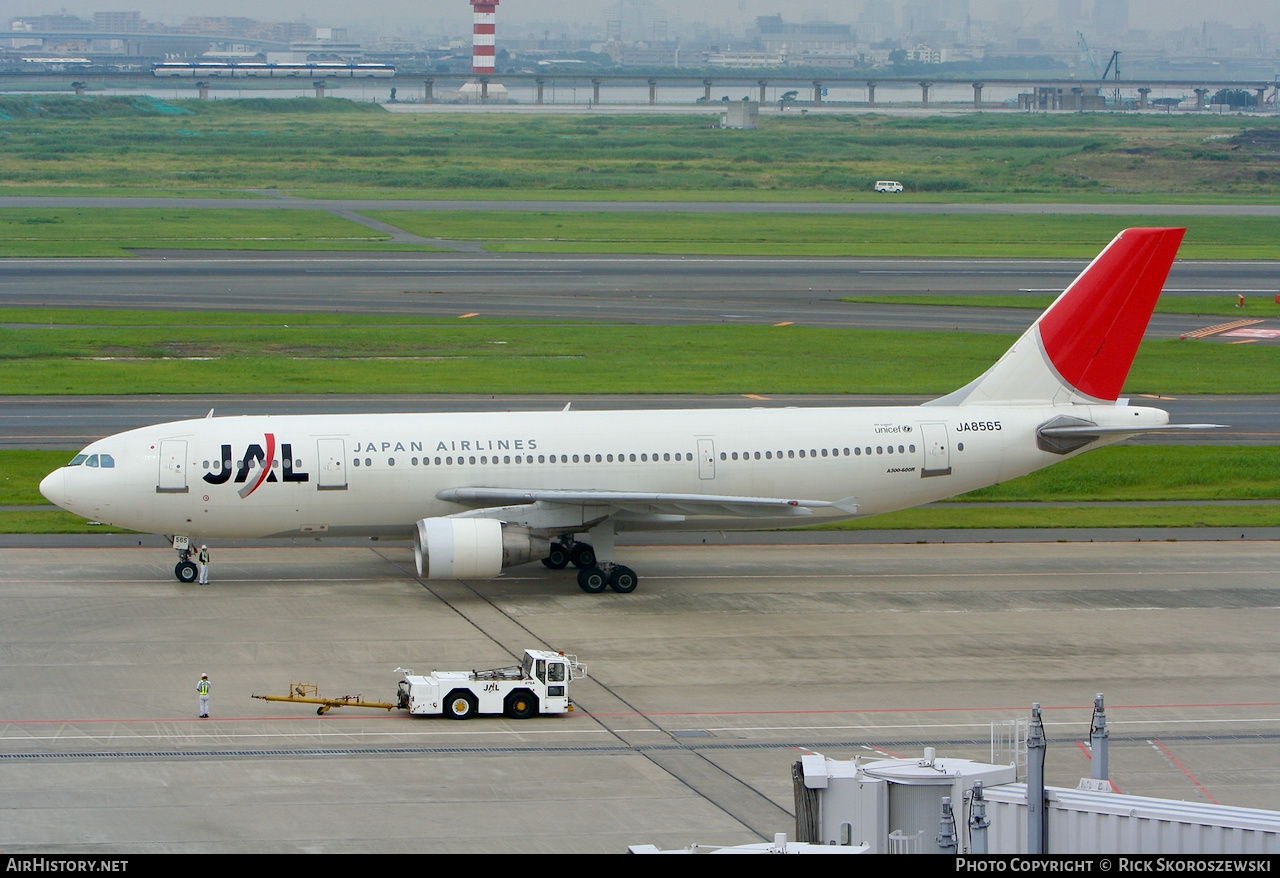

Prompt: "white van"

[874,180,904,193]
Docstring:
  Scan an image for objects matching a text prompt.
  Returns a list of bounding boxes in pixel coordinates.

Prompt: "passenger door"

[316,438,347,490]
[918,422,952,477]
[157,440,188,493]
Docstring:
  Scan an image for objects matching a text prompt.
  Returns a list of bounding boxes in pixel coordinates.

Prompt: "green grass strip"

[0,511,135,534]
[824,505,1280,530]
[2,450,79,504]
[362,212,1280,259]
[2,208,1279,258]
[0,208,454,257]
[957,446,1280,501]
[4,319,1280,395]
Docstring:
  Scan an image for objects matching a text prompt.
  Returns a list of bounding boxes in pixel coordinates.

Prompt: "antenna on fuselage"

[561,403,571,412]
[205,409,215,419]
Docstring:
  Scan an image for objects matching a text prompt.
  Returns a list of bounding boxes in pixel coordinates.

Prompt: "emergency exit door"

[697,439,716,480]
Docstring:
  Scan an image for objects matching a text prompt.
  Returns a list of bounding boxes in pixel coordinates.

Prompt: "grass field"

[3,96,1280,200]
[4,309,1278,395]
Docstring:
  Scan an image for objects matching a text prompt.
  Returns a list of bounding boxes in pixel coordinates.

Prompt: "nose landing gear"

[175,551,198,583]
[171,536,198,582]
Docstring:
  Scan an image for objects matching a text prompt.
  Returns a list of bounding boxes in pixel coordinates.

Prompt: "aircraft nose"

[39,469,65,507]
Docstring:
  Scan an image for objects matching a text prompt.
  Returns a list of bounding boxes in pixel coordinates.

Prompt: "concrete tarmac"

[3,539,1280,853]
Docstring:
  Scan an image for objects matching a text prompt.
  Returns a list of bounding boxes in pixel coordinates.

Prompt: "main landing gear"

[576,563,638,594]
[540,540,595,571]
[542,537,638,594]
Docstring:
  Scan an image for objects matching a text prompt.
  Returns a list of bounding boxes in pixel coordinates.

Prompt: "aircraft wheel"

[569,542,596,569]
[577,566,607,594]
[175,560,198,583]
[445,690,478,720]
[608,566,638,594]
[504,690,538,719]
[542,544,570,569]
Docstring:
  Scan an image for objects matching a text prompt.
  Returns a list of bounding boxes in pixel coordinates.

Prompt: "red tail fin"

[1037,227,1185,401]
[928,228,1186,408]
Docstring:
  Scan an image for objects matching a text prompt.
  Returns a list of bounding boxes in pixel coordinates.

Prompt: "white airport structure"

[631,698,1280,855]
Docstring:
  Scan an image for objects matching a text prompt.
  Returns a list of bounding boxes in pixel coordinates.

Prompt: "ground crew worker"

[197,674,211,718]
[197,544,210,584]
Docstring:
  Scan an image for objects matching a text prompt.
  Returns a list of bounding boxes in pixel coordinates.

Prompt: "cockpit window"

[67,452,114,468]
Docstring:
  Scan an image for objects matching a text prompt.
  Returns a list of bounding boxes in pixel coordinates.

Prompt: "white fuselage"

[41,402,1167,541]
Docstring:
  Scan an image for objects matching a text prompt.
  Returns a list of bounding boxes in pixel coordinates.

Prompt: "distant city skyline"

[7,1,1277,34]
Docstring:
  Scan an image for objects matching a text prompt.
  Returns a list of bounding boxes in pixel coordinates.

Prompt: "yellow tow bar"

[252,683,396,715]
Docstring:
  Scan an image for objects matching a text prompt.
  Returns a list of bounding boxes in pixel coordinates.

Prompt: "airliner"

[40,228,1215,594]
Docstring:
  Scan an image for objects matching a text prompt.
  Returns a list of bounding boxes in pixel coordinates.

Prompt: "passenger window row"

[353,451,697,468]
[197,443,921,472]
[718,445,915,461]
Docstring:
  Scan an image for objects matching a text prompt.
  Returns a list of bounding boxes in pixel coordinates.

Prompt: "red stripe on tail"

[1038,227,1185,401]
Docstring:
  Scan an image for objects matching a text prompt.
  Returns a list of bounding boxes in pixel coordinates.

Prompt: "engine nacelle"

[413,518,550,580]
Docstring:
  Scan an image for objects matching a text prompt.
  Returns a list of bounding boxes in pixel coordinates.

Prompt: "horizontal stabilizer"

[1038,423,1225,437]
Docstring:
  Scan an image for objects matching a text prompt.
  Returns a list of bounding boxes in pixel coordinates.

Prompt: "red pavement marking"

[1151,738,1218,805]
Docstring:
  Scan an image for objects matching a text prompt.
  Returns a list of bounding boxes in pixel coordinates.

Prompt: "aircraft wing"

[437,487,860,518]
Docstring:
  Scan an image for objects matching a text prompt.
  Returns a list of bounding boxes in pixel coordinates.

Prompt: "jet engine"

[413,517,550,579]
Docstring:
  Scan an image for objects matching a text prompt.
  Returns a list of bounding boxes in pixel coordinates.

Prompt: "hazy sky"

[10,1,1277,34]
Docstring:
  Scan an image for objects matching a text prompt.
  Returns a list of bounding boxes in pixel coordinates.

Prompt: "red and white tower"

[470,0,498,76]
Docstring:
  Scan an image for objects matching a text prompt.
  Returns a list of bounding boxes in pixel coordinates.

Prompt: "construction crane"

[1077,35,1122,106]
[1077,32,1102,80]
[1102,49,1121,105]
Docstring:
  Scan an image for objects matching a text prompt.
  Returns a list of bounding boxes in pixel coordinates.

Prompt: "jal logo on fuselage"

[202,433,309,498]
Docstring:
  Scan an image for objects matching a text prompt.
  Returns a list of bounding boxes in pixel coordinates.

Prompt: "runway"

[3,540,1279,853]
[2,253,1277,336]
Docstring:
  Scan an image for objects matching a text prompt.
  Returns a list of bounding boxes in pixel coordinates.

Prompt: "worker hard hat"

[201,674,208,679]
[201,545,207,549]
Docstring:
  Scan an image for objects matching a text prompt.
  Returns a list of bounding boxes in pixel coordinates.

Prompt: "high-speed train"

[152,61,395,78]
